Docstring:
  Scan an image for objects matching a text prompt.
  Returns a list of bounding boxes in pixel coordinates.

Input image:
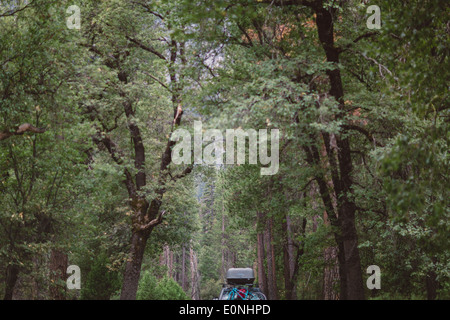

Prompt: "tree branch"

[338,32,379,53]
[134,210,166,231]
[0,123,46,141]
[0,0,35,17]
[170,165,193,182]
[141,70,171,91]
[342,124,384,147]
[126,36,166,61]
[130,1,165,20]
[351,50,399,81]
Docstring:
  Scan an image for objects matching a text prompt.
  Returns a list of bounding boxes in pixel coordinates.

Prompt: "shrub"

[136,271,158,300]
[137,272,189,300]
[81,253,121,300]
[200,279,222,300]
[155,276,189,300]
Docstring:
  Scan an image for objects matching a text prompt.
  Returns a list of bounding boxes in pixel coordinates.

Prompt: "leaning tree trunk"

[120,228,152,300]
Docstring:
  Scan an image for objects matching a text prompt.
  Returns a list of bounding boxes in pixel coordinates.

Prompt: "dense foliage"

[0,0,448,300]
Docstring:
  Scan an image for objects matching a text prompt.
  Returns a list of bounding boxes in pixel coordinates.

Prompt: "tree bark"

[282,215,296,300]
[190,244,200,300]
[169,248,174,279]
[49,249,68,300]
[265,217,278,300]
[221,211,226,281]
[314,4,365,300]
[3,264,19,300]
[181,245,187,291]
[287,217,307,300]
[256,212,268,296]
[323,246,339,300]
[120,228,152,300]
[426,266,438,300]
[303,143,350,298]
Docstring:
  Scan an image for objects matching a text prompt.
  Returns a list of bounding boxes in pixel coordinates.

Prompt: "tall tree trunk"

[32,255,42,300]
[265,217,278,300]
[120,229,152,300]
[323,246,339,300]
[319,133,341,300]
[426,261,438,300]
[270,218,278,299]
[3,264,19,300]
[282,215,296,300]
[181,246,187,291]
[161,245,168,270]
[221,210,226,281]
[256,212,268,295]
[49,249,68,300]
[313,5,365,300]
[287,216,295,280]
[288,217,307,300]
[163,245,174,278]
[170,250,174,279]
[190,244,200,300]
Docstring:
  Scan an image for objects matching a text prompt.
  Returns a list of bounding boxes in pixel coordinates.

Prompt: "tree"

[1,0,447,301]
[77,0,194,299]
[179,0,371,299]
[0,0,91,300]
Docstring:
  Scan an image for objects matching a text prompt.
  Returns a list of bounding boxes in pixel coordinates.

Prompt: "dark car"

[215,268,267,300]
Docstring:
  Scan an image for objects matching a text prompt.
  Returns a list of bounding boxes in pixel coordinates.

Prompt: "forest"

[0,0,448,301]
